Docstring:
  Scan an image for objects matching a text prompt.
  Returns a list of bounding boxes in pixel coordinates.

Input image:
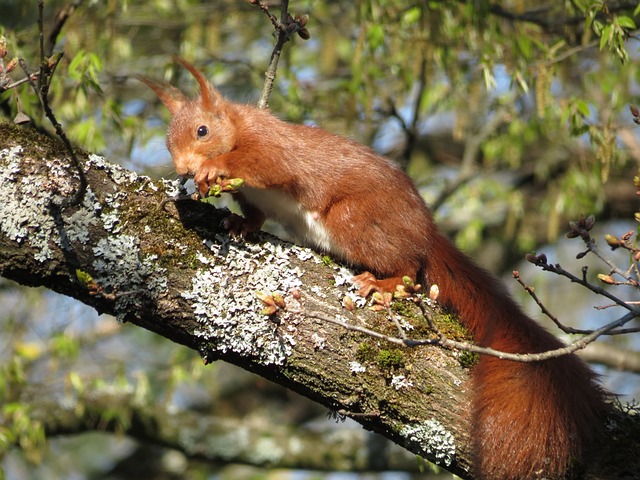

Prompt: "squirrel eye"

[196,125,209,138]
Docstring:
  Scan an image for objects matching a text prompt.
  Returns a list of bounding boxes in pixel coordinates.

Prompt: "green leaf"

[401,6,421,26]
[367,24,385,50]
[616,15,636,29]
[599,24,613,50]
[515,35,532,60]
[576,99,591,117]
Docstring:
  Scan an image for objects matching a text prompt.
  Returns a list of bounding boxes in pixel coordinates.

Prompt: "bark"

[1,122,638,479]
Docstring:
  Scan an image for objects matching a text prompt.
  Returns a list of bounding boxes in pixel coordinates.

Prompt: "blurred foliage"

[1,0,638,256]
[2,0,640,478]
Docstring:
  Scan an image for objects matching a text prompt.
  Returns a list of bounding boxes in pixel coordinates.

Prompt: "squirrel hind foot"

[222,213,263,238]
[352,272,405,297]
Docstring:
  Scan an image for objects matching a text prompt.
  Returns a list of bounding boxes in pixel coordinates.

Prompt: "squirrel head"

[139,58,237,177]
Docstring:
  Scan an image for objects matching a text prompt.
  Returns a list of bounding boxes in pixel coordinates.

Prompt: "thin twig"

[307,306,639,363]
[251,0,292,109]
[587,237,639,285]
[29,1,87,207]
[512,270,589,334]
[46,0,84,57]
[536,258,634,313]
[0,73,40,93]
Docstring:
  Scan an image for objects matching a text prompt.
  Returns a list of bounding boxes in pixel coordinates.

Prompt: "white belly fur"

[240,187,339,256]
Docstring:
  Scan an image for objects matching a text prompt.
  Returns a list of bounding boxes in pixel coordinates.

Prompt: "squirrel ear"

[173,56,223,112]
[136,75,186,115]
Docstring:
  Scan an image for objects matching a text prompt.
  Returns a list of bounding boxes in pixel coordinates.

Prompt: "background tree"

[1,0,640,479]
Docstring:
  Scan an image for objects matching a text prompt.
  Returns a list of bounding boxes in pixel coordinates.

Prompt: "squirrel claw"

[222,213,262,238]
[352,272,407,297]
[352,271,378,297]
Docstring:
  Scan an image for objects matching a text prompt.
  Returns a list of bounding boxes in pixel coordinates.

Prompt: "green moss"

[377,349,405,370]
[391,300,418,319]
[356,342,376,363]
[321,255,334,266]
[433,312,470,341]
[458,350,478,368]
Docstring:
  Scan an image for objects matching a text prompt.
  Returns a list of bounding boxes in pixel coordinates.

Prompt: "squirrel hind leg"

[222,194,266,237]
[222,211,265,238]
[352,272,406,297]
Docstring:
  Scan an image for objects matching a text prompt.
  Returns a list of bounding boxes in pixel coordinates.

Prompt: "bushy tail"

[426,234,607,479]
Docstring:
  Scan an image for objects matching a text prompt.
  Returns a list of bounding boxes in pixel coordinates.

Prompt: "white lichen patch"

[92,235,167,321]
[311,332,326,350]
[400,420,456,467]
[0,148,167,301]
[342,291,367,309]
[0,146,101,261]
[182,235,308,365]
[333,266,355,288]
[86,153,143,186]
[63,189,102,244]
[349,361,366,374]
[391,374,413,390]
[161,178,186,197]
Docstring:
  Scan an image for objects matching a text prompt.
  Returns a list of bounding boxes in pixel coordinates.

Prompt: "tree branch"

[2,122,639,478]
[22,380,423,472]
[0,122,473,478]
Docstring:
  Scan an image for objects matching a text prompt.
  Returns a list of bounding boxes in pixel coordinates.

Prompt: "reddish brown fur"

[142,59,607,479]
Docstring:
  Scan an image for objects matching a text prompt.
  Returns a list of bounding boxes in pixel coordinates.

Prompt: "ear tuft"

[172,56,223,111]
[136,75,187,115]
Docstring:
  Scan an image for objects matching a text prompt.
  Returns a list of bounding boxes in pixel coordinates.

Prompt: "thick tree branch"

[0,122,472,478]
[21,380,423,472]
[2,122,639,479]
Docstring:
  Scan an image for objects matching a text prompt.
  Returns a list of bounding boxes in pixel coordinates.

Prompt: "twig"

[250,0,309,109]
[0,73,40,93]
[307,293,639,363]
[512,270,589,334]
[46,0,84,57]
[514,270,640,335]
[530,254,634,313]
[27,1,87,207]
[252,0,291,109]
[586,236,639,285]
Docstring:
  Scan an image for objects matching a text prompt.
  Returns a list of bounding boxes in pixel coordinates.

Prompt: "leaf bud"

[272,292,286,310]
[597,274,616,285]
[4,56,17,73]
[298,28,310,40]
[584,215,595,231]
[429,284,440,302]
[256,290,276,307]
[260,305,278,316]
[604,234,621,249]
[294,13,309,27]
[342,295,355,311]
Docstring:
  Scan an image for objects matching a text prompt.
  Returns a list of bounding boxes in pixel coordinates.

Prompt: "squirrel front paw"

[194,163,227,197]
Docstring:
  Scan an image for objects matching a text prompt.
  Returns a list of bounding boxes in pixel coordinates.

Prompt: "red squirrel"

[141,58,607,479]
